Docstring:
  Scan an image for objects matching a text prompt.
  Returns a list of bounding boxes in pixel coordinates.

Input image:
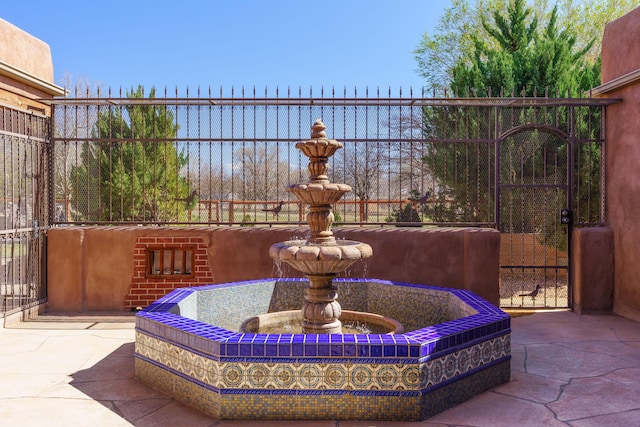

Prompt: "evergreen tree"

[450,0,598,96]
[414,0,636,92]
[71,86,191,222]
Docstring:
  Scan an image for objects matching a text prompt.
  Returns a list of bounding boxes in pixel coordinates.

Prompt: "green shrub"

[332,210,343,227]
[386,203,422,226]
[240,214,254,227]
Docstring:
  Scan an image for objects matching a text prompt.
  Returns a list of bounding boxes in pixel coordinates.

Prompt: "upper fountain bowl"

[295,136,343,158]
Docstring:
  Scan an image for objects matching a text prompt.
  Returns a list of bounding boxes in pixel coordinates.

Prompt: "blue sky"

[2,0,450,95]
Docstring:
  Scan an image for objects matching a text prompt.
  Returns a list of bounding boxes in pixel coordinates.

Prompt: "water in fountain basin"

[240,305,404,335]
[242,315,393,334]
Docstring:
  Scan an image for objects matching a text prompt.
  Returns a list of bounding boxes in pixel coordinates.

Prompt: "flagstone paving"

[1,310,639,426]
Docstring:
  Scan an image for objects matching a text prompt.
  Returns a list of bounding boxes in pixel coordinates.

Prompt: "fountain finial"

[311,119,327,139]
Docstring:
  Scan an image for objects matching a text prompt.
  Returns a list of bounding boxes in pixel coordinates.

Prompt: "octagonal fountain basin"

[134,278,511,421]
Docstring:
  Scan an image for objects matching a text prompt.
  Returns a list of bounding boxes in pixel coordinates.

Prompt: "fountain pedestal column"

[302,273,341,334]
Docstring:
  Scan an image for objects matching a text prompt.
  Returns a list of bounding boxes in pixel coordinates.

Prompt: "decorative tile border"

[135,356,510,421]
[136,331,509,393]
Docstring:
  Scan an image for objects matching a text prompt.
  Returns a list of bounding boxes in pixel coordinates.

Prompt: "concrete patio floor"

[1,310,639,427]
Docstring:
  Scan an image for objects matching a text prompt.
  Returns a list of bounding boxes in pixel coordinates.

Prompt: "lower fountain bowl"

[134,278,511,421]
[240,309,404,334]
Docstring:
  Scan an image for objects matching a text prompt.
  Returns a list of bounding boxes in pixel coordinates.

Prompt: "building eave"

[0,59,66,97]
[588,68,640,97]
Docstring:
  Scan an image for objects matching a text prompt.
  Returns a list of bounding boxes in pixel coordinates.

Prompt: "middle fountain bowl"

[269,239,373,275]
[267,118,379,334]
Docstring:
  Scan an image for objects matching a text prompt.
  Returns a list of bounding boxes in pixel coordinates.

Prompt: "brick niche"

[125,236,214,309]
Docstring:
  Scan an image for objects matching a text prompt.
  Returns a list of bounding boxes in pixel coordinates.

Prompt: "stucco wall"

[572,227,614,314]
[47,226,500,312]
[599,6,640,322]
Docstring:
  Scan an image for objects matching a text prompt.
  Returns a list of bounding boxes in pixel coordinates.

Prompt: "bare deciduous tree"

[232,144,298,203]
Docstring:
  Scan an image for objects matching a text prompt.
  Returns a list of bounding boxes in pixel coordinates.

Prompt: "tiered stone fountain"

[134,119,511,421]
[267,119,383,334]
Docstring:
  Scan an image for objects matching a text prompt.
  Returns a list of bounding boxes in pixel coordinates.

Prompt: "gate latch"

[560,208,572,225]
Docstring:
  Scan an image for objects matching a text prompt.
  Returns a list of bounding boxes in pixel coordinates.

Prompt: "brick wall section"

[124,236,214,309]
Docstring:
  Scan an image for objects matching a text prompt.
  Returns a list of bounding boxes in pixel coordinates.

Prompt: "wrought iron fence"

[0,88,616,315]
[50,87,611,228]
[1,104,49,314]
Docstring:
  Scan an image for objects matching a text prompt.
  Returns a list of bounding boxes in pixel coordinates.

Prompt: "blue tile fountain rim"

[136,278,510,361]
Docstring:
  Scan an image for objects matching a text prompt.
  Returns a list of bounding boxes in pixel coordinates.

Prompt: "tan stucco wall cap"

[0,18,65,97]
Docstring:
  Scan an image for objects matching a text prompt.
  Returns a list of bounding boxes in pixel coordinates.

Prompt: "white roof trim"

[588,68,640,97]
[0,59,66,96]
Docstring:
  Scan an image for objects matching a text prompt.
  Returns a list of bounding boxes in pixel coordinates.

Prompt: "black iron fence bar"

[58,220,497,227]
[0,130,47,143]
[0,228,39,235]
[46,96,619,107]
[600,105,607,225]
[500,184,569,189]
[501,265,569,269]
[53,137,503,144]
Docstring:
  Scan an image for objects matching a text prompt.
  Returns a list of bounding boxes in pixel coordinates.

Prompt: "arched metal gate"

[497,125,571,308]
